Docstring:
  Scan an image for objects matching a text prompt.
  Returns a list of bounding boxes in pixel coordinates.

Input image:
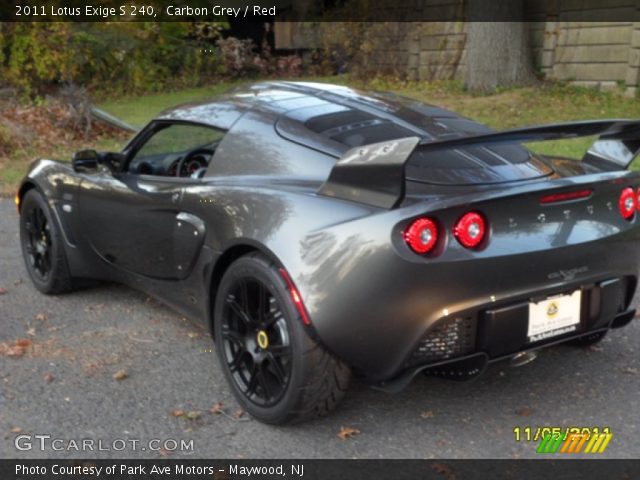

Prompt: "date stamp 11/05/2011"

[513,426,613,454]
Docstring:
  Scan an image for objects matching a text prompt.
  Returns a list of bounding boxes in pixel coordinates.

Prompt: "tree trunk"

[465,1,537,93]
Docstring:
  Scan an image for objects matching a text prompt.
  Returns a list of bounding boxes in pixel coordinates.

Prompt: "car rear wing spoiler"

[318,120,640,209]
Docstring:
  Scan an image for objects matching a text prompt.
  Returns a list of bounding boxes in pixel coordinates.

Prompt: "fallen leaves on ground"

[420,410,435,419]
[113,369,128,381]
[516,407,533,417]
[43,373,55,383]
[5,346,25,357]
[172,403,249,422]
[0,287,6,295]
[158,448,172,457]
[337,426,360,440]
[621,367,639,375]
[26,327,36,337]
[10,427,22,434]
[430,462,456,480]
[588,345,603,352]
[0,339,32,358]
[186,410,202,420]
[0,101,130,160]
[35,313,47,322]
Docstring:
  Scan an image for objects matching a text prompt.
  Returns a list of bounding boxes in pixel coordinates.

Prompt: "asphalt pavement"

[1,197,639,459]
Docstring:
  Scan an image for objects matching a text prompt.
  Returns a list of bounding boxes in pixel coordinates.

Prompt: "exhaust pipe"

[509,350,538,367]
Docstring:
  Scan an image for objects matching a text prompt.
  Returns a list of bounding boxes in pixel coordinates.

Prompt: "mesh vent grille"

[407,316,476,366]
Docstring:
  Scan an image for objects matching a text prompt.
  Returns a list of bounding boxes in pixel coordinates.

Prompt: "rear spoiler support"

[318,120,640,209]
[318,137,420,209]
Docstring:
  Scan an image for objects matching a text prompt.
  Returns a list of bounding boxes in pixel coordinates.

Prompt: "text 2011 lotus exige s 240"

[16,82,640,423]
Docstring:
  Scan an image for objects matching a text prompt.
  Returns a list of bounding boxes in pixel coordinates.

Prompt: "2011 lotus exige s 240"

[16,82,640,423]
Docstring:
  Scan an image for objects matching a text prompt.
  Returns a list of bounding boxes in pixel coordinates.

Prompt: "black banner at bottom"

[1,459,639,480]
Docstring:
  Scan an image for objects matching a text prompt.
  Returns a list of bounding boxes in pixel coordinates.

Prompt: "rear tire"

[213,252,350,424]
[19,189,73,294]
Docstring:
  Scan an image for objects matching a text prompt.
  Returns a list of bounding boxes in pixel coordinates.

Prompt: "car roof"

[155,81,478,141]
[157,82,554,186]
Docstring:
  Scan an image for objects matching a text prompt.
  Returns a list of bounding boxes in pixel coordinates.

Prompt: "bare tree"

[465,0,537,93]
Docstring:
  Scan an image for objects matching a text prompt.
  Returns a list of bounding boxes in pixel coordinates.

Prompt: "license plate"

[527,291,581,342]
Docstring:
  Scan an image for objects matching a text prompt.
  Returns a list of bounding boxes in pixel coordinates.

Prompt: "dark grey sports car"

[16,82,640,424]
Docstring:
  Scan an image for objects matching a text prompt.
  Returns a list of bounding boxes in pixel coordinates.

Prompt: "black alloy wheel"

[19,189,73,294]
[221,275,292,407]
[213,253,351,424]
[22,202,52,281]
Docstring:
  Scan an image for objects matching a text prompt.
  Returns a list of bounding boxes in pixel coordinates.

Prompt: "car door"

[77,121,224,280]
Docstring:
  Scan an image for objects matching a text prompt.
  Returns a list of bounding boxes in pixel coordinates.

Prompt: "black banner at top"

[1,0,640,22]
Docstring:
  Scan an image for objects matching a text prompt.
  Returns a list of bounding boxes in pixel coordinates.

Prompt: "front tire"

[213,253,350,424]
[19,189,73,294]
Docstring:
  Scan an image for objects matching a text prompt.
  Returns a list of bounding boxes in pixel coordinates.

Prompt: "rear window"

[406,145,553,185]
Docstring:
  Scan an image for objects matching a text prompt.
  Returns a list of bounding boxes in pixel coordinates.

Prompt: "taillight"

[636,188,640,211]
[453,212,486,249]
[619,187,636,220]
[404,217,438,254]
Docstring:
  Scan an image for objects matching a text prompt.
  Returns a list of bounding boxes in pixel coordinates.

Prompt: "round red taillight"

[404,218,438,254]
[636,187,640,211]
[619,187,636,220]
[453,212,486,249]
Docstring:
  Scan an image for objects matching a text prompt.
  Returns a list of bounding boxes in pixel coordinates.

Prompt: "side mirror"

[99,152,126,171]
[72,150,125,173]
[72,149,99,172]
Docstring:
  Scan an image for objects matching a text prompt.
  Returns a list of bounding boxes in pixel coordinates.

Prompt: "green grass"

[3,76,640,196]
[370,79,640,160]
[97,81,246,128]
[97,76,640,161]
[0,137,126,196]
[0,81,245,195]
[95,76,346,127]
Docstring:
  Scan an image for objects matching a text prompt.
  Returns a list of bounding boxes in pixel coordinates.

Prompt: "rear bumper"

[293,175,640,382]
[374,277,636,392]
[373,314,634,393]
[302,219,640,381]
